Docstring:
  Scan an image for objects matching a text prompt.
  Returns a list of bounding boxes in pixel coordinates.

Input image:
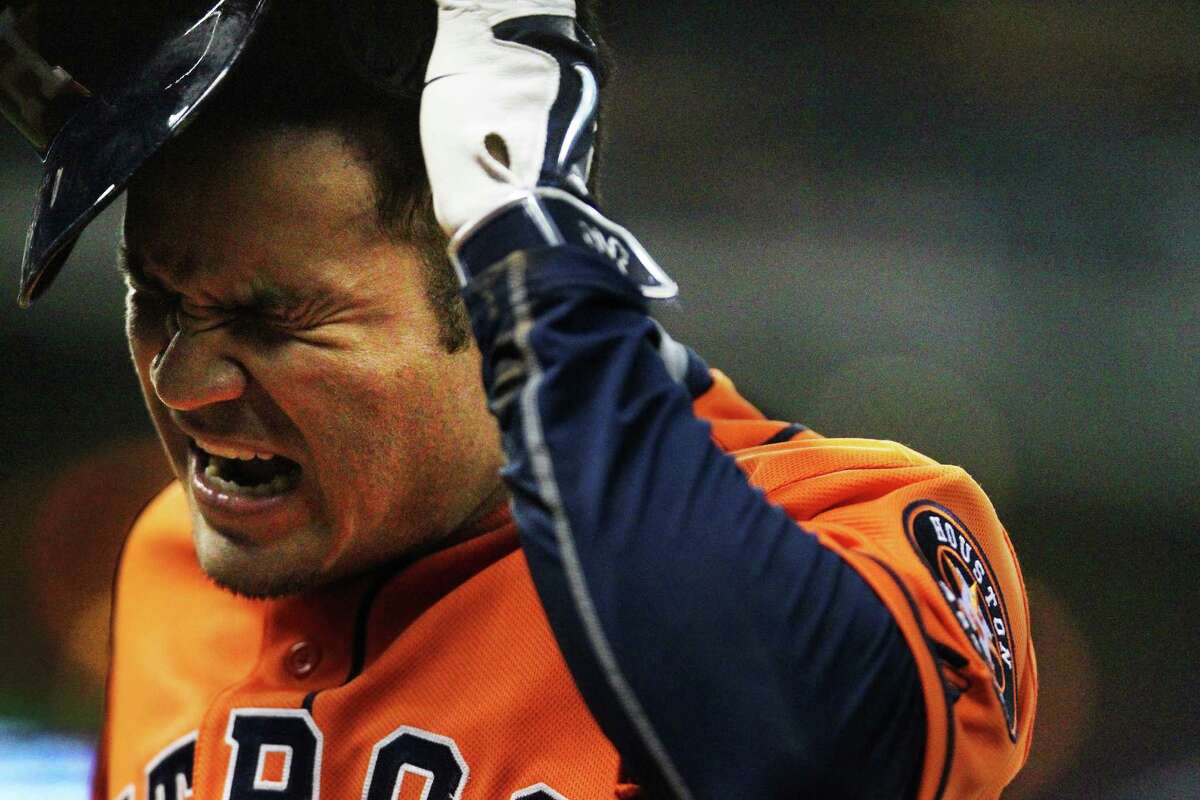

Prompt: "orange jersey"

[96,370,1035,799]
[98,493,622,799]
[700,370,1036,798]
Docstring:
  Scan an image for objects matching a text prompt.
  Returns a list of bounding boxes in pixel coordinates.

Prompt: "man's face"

[121,127,505,597]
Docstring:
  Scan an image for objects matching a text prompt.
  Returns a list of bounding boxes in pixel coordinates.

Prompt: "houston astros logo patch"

[904,501,1017,741]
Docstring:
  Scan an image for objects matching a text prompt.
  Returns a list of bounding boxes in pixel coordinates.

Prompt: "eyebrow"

[243,276,307,315]
[115,240,307,314]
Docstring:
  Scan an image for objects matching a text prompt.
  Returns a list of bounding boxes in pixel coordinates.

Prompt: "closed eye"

[176,299,241,331]
[250,295,338,332]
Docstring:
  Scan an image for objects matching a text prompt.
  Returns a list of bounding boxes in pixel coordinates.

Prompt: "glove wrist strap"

[449,188,678,300]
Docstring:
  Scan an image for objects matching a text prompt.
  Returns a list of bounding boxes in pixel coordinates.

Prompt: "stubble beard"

[192,517,329,600]
[204,564,326,600]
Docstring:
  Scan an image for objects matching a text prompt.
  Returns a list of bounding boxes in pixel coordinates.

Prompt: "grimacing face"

[121,126,506,598]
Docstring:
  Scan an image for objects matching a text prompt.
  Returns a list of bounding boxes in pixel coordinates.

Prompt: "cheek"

[304,362,450,491]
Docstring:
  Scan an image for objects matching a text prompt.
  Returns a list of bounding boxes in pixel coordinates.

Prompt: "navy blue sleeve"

[461,247,926,799]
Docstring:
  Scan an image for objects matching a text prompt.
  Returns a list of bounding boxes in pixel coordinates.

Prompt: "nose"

[149,327,247,411]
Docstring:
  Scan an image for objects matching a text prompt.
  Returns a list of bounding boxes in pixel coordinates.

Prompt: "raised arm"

[418,4,1035,797]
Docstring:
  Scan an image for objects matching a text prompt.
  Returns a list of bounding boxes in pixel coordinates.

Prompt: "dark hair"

[42,0,608,352]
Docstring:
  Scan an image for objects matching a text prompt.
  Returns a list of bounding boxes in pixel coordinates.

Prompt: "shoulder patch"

[904,500,1018,741]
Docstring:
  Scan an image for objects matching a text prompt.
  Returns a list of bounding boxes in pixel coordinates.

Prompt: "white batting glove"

[421,0,677,298]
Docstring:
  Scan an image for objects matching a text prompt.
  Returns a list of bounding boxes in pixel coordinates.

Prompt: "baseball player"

[1,1,1036,798]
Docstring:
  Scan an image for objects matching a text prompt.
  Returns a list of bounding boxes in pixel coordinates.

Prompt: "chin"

[192,518,327,600]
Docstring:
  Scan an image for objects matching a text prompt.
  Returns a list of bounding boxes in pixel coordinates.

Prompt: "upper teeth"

[195,439,276,461]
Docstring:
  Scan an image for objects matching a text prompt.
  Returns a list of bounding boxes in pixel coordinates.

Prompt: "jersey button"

[285,641,322,679]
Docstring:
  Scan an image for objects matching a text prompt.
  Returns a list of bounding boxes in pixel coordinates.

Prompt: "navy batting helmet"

[1,0,435,306]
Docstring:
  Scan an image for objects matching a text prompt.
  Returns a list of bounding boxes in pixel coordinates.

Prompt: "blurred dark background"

[1,2,1197,797]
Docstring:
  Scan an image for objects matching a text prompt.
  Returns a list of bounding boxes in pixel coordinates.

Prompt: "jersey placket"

[191,576,366,796]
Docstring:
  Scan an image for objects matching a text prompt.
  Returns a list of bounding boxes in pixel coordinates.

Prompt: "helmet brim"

[17,0,270,307]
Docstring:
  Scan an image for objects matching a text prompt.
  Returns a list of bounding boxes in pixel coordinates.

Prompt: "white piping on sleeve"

[506,262,694,800]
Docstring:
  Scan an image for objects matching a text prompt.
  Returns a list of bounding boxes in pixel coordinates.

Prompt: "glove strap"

[449,187,678,300]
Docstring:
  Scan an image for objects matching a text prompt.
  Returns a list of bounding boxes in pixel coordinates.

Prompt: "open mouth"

[191,441,302,498]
